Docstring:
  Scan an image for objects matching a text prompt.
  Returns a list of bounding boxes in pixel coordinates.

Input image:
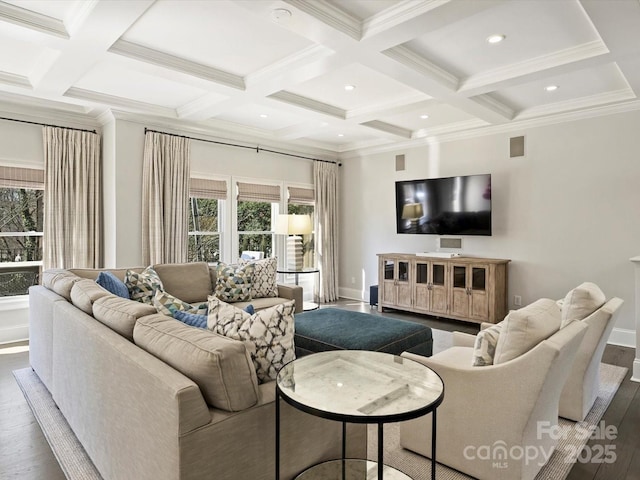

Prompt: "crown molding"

[0,2,69,38]
[269,91,346,119]
[64,88,178,118]
[412,118,488,139]
[246,44,333,87]
[104,109,339,161]
[0,71,32,89]
[0,89,90,114]
[459,40,610,92]
[108,40,245,91]
[382,45,459,91]
[338,98,640,159]
[362,0,449,39]
[64,0,99,36]
[0,101,99,131]
[515,88,637,120]
[284,0,361,40]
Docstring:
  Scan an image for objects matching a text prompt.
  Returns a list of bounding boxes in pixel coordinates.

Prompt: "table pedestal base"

[295,459,412,480]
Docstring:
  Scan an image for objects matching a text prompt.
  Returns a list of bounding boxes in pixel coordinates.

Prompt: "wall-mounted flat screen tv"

[395,174,492,236]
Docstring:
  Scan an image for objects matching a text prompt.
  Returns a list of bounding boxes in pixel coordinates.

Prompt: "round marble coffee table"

[275,350,444,479]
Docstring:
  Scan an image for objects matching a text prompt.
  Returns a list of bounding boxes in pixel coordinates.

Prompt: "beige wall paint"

[339,109,640,342]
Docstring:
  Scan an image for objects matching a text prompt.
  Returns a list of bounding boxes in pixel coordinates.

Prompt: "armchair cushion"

[560,282,606,328]
[494,298,560,365]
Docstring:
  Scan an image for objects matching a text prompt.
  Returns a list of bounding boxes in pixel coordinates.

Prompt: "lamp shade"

[275,214,312,235]
[401,203,424,220]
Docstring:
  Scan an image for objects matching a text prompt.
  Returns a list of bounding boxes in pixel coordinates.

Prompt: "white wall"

[339,110,640,346]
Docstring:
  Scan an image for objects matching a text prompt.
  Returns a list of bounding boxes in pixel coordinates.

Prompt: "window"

[189,178,226,263]
[0,166,44,296]
[236,182,281,259]
[287,186,315,268]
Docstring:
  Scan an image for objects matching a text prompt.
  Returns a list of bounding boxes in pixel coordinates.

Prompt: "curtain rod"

[0,116,97,134]
[144,127,341,166]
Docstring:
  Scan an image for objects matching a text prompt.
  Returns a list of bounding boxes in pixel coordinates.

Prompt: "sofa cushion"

[125,266,163,305]
[233,297,290,312]
[561,282,606,328]
[41,269,81,301]
[96,271,129,299]
[207,297,295,383]
[134,315,259,412]
[472,322,503,366]
[153,262,213,304]
[214,263,255,302]
[70,279,111,314]
[153,290,208,317]
[493,298,561,365]
[69,267,143,281]
[93,296,157,341]
[239,257,278,298]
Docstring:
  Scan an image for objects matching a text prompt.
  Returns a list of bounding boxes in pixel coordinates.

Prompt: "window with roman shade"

[236,181,282,259]
[0,166,44,296]
[188,178,227,263]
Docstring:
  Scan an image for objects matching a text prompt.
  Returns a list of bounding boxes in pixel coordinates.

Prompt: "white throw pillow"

[493,298,561,365]
[560,282,606,328]
[239,257,278,298]
[207,296,295,383]
[472,322,503,366]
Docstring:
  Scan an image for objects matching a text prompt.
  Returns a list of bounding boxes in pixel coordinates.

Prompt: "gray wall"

[339,109,640,345]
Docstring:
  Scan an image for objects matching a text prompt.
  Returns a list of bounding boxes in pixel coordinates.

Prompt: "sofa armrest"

[277,283,303,313]
[452,331,477,347]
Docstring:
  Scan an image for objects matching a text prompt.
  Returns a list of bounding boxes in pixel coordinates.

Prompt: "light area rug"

[366,362,627,480]
[14,360,626,480]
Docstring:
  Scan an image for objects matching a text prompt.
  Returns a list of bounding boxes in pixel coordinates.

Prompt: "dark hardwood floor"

[0,299,637,479]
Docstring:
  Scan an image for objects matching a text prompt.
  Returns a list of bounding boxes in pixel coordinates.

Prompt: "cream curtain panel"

[142,132,191,265]
[314,161,339,302]
[42,126,102,269]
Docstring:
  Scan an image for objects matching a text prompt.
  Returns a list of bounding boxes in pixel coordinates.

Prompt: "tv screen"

[395,174,492,236]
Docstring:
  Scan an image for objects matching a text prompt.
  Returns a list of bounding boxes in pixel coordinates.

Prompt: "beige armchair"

[559,297,623,421]
[399,321,587,480]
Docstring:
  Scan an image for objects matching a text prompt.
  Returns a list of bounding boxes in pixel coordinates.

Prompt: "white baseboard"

[0,324,28,345]
[607,328,636,349]
[338,287,365,302]
[0,295,29,345]
[632,359,640,383]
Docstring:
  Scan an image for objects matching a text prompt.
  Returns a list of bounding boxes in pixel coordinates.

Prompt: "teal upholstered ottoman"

[294,308,432,357]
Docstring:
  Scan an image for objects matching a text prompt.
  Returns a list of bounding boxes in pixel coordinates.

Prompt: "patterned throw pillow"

[214,263,255,302]
[207,296,295,383]
[239,257,278,298]
[125,267,163,304]
[472,322,503,366]
[96,271,129,299]
[153,290,208,317]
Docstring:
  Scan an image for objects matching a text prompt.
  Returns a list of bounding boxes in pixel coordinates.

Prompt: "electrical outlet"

[514,295,522,307]
[351,277,355,285]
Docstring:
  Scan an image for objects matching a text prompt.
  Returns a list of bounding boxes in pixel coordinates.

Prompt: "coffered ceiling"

[0,0,639,156]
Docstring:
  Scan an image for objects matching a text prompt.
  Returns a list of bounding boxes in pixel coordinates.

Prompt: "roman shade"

[190,178,227,199]
[236,182,281,203]
[0,166,44,189]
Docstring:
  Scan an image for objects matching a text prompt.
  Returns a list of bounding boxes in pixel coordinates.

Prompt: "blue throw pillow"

[96,271,129,299]
[173,304,255,329]
[173,310,207,329]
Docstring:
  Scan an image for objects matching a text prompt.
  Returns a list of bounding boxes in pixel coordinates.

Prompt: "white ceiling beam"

[32,0,155,97]
[0,1,68,38]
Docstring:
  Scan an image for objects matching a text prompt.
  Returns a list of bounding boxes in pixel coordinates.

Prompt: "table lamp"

[401,202,424,233]
[275,214,312,270]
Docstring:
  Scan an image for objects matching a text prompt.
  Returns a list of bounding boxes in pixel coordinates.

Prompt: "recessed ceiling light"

[271,8,292,22]
[259,114,268,118]
[420,114,429,119]
[544,85,559,92]
[344,84,356,91]
[338,133,344,137]
[486,34,506,44]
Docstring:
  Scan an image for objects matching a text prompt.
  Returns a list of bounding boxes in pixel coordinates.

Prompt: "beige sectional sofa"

[29,262,366,480]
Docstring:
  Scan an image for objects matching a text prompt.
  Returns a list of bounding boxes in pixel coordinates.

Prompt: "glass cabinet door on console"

[429,262,448,315]
[380,258,411,309]
[450,263,489,321]
[413,261,430,312]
